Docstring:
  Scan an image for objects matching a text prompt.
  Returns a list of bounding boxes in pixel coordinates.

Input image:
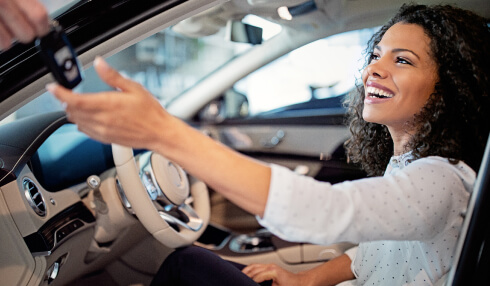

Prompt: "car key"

[36,20,83,89]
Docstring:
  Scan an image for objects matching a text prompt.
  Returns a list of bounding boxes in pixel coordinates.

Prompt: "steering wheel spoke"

[158,203,203,232]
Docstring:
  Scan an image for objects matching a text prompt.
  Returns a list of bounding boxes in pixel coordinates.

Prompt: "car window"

[231,27,377,117]
[1,14,280,126]
[41,0,81,17]
[1,15,374,124]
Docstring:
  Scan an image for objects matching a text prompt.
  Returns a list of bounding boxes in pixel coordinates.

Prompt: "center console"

[195,223,355,267]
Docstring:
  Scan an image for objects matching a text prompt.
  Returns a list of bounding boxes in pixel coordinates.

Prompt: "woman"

[50,3,489,285]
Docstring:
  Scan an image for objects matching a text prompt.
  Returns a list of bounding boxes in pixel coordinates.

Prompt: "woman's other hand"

[243,253,355,286]
[242,263,307,286]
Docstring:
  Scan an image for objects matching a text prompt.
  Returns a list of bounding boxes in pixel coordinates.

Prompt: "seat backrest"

[445,133,490,285]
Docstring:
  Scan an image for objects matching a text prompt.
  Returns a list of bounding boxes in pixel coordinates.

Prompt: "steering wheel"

[112,144,210,248]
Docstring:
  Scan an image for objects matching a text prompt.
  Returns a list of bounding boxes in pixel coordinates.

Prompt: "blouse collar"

[389,151,414,170]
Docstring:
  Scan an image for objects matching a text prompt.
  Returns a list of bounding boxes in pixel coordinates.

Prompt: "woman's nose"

[365,59,388,79]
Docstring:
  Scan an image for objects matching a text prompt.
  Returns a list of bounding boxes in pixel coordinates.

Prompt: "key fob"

[36,21,82,89]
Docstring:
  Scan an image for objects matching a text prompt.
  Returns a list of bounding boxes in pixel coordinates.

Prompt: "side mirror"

[226,21,263,45]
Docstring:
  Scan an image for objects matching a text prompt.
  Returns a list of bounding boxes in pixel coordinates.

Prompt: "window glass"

[41,0,80,17]
[233,27,377,116]
[2,27,243,124]
[81,28,255,105]
[3,14,374,124]
[4,15,279,125]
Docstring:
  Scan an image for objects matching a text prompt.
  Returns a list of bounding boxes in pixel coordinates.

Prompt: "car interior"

[0,0,488,285]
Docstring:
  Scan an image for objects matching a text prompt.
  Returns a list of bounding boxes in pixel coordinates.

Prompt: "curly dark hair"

[344,3,490,176]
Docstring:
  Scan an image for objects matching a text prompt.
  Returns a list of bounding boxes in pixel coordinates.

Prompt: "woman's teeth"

[366,86,394,98]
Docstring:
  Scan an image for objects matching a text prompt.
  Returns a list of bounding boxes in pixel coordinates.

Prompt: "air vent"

[23,178,46,217]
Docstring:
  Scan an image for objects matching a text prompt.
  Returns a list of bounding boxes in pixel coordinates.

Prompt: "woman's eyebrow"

[374,45,421,60]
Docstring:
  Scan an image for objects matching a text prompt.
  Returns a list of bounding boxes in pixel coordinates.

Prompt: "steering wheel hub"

[139,152,189,206]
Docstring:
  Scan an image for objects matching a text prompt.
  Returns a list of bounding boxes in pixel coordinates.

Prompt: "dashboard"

[30,124,114,192]
[0,111,144,285]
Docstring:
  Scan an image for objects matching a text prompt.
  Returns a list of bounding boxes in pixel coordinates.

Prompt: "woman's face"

[362,23,438,132]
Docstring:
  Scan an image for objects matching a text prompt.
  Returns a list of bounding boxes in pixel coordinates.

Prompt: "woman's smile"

[365,81,395,103]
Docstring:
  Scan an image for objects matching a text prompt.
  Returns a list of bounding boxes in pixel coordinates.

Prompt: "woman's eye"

[396,57,412,65]
[370,53,380,61]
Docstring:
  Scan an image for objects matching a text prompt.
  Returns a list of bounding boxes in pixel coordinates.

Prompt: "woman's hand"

[0,0,50,50]
[242,263,307,286]
[243,253,356,286]
[48,56,178,152]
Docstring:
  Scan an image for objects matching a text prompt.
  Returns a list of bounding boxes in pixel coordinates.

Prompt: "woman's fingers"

[94,57,143,93]
[243,263,304,286]
[48,83,115,113]
[242,264,278,283]
[48,62,170,150]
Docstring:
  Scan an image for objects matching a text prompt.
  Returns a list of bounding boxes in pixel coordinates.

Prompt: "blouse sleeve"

[257,157,474,245]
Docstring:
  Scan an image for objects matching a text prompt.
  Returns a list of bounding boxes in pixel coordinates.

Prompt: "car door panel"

[198,115,365,183]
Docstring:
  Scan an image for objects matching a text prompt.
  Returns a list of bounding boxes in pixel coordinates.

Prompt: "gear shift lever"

[87,175,107,214]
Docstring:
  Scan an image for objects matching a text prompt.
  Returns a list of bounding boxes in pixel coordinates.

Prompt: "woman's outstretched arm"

[49,57,271,216]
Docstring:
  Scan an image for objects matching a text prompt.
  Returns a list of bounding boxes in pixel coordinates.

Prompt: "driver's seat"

[444,133,490,285]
